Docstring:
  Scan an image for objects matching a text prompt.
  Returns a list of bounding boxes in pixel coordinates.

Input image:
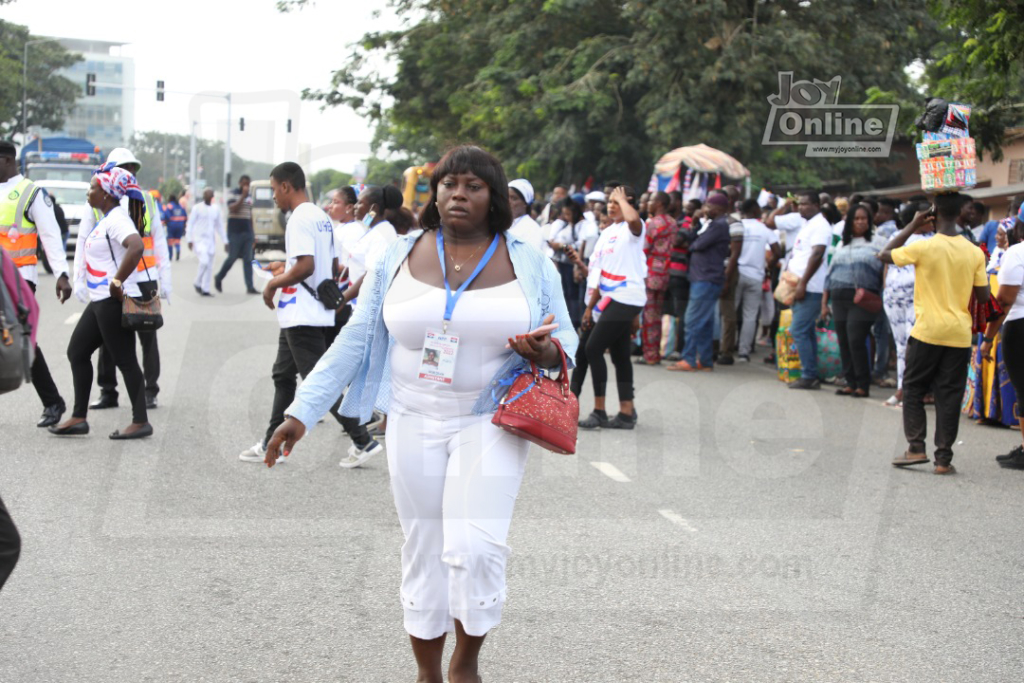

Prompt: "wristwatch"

[111,278,122,289]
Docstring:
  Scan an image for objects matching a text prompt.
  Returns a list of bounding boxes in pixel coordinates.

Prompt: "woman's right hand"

[265,417,307,468]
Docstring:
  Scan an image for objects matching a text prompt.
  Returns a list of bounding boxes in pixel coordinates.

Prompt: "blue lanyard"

[436,229,500,333]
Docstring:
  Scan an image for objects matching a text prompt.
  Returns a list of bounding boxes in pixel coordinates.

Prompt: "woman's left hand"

[109,281,124,302]
[508,314,555,363]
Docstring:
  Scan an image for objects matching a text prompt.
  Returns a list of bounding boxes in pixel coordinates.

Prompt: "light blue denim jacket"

[285,229,579,430]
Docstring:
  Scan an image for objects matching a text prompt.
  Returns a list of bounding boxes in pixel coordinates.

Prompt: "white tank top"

[383,261,532,417]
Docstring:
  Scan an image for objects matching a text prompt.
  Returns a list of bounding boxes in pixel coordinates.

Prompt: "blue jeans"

[790,293,823,380]
[682,281,723,367]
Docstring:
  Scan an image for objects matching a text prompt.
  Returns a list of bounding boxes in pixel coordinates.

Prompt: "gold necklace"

[446,238,488,272]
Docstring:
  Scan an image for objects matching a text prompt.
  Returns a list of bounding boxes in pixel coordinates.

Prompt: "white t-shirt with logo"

[773,212,806,261]
[998,243,1024,322]
[786,213,832,294]
[82,206,152,301]
[276,202,336,329]
[588,221,647,307]
[737,218,779,280]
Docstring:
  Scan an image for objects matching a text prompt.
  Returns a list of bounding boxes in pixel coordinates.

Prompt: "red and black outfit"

[641,213,676,362]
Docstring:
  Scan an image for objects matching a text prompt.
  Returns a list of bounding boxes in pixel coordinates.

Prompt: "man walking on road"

[76,148,171,411]
[188,188,227,296]
[214,175,258,294]
[238,162,381,465]
[0,140,72,427]
[880,196,989,475]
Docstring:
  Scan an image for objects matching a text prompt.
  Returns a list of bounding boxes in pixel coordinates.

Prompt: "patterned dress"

[642,213,676,362]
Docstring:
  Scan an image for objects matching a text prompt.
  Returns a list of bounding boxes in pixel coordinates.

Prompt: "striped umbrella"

[654,144,750,179]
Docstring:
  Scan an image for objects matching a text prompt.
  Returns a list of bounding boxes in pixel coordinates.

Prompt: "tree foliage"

[295,1,960,191]
[127,130,275,192]
[309,168,353,201]
[0,20,83,139]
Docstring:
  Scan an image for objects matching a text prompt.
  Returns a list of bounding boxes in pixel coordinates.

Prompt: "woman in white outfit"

[187,188,226,296]
[263,146,577,683]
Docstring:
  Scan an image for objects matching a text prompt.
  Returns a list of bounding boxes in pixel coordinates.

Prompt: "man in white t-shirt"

[768,191,831,388]
[239,162,380,465]
[735,199,782,360]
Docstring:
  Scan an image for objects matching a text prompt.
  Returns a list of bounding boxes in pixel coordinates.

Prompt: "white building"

[41,38,135,152]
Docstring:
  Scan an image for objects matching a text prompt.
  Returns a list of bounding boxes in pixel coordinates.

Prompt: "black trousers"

[25,281,63,408]
[569,299,642,402]
[555,261,582,330]
[264,324,370,448]
[831,289,879,393]
[667,276,689,353]
[216,224,254,291]
[902,337,971,465]
[96,330,159,400]
[67,298,148,424]
[1002,319,1024,405]
[0,493,20,592]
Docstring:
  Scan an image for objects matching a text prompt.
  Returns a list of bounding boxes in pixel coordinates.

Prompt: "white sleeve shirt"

[22,181,69,284]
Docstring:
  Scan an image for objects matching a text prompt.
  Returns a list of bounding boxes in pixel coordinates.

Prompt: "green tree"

[126,130,275,192]
[294,1,948,192]
[309,168,353,201]
[0,20,83,139]
[159,178,185,200]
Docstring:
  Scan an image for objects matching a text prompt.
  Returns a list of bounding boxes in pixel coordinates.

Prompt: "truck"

[20,138,104,261]
[402,164,436,213]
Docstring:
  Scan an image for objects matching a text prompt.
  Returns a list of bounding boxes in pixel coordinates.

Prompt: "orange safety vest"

[0,178,41,267]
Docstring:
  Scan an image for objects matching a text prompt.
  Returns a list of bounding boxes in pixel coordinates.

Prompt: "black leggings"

[1002,318,1024,410]
[67,298,148,424]
[831,289,879,393]
[570,299,642,401]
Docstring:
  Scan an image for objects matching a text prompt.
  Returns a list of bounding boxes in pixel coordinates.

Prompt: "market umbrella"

[654,143,750,179]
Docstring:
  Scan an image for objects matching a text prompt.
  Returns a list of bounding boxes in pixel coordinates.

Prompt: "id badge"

[418,328,459,385]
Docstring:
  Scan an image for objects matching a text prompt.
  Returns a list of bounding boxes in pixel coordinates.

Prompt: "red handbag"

[853,288,883,314]
[492,339,579,454]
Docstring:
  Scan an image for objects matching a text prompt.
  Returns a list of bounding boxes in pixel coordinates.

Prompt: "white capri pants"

[385,407,529,640]
[194,249,215,294]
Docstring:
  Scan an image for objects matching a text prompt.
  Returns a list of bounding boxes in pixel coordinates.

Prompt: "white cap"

[106,147,142,171]
[584,190,606,203]
[508,178,534,205]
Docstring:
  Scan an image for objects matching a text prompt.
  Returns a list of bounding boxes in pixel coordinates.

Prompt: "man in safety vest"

[0,140,72,427]
[73,147,171,410]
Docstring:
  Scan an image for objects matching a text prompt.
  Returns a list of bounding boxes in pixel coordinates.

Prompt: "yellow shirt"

[891,233,987,348]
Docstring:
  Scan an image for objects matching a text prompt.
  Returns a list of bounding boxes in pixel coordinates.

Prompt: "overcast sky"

[8,0,398,173]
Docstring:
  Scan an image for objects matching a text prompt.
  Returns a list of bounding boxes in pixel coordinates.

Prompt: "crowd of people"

[5,135,1024,681]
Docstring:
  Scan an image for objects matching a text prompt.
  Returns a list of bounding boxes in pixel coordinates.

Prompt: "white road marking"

[658,509,698,533]
[64,312,81,325]
[589,461,631,482]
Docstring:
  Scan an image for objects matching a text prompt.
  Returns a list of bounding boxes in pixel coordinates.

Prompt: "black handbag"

[107,236,163,332]
[299,227,345,311]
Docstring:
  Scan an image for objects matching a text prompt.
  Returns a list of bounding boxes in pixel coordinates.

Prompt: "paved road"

[2,255,1023,682]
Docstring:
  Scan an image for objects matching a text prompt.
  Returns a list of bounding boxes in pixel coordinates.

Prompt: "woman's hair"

[362,184,404,222]
[842,204,874,245]
[821,202,843,226]
[420,145,512,233]
[336,186,357,206]
[560,198,584,225]
[392,206,417,235]
[128,197,146,234]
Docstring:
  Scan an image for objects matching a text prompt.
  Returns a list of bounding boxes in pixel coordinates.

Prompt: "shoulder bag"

[300,225,346,310]
[853,288,883,314]
[491,338,579,455]
[106,235,163,332]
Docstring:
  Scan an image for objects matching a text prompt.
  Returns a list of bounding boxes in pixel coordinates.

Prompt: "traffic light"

[239,117,245,132]
[85,73,96,97]
[156,80,165,102]
[287,119,292,133]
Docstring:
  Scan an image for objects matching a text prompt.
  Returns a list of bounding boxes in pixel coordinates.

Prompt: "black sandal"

[109,423,154,440]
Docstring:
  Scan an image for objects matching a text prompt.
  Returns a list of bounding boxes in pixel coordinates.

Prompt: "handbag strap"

[104,223,156,291]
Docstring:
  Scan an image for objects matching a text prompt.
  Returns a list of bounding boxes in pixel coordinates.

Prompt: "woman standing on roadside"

[821,204,883,398]
[50,164,153,439]
[261,146,576,683]
[638,191,674,364]
[570,184,646,429]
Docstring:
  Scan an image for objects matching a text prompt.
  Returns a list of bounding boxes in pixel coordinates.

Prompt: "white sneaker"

[238,441,285,464]
[338,439,383,469]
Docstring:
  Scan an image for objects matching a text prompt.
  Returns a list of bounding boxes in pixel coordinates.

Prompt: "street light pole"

[22,37,61,153]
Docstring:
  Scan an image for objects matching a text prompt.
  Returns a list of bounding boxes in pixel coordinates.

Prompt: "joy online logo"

[762,72,899,158]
